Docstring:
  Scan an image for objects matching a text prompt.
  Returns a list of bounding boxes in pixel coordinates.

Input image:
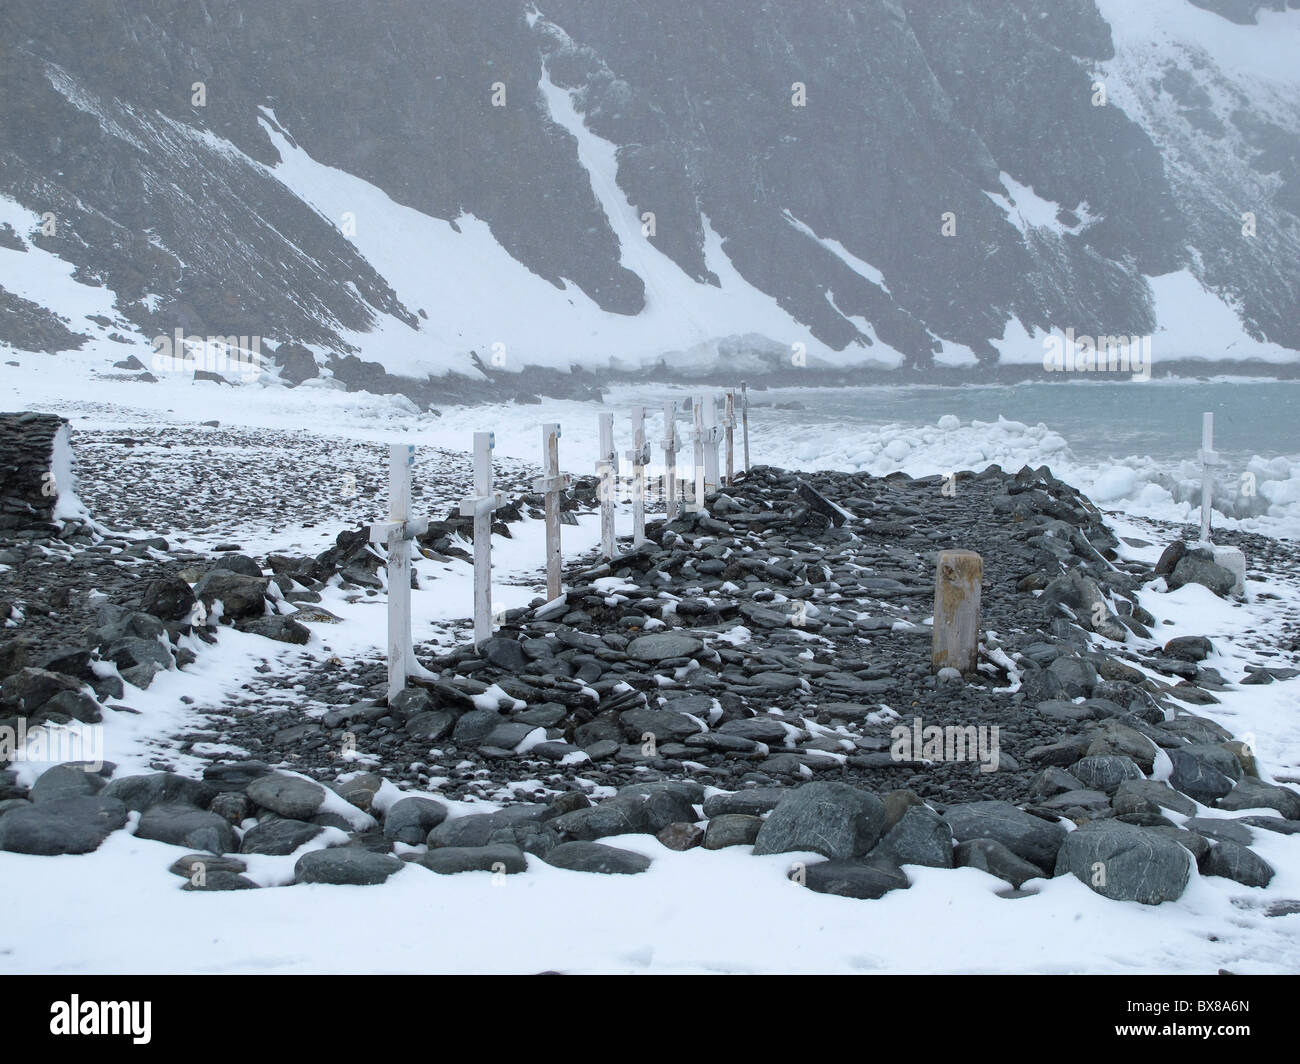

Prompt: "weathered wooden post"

[741,380,750,472]
[662,400,680,521]
[1198,411,1218,545]
[625,405,650,547]
[690,396,705,513]
[597,412,618,559]
[459,431,504,646]
[724,391,736,486]
[932,550,983,674]
[369,444,429,702]
[532,423,570,601]
[702,393,721,494]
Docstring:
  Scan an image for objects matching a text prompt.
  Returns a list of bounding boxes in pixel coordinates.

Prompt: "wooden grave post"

[458,431,505,646]
[531,422,570,602]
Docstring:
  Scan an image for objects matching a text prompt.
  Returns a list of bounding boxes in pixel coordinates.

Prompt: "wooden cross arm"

[624,444,651,465]
[531,473,571,494]
[1197,448,1222,466]
[369,517,428,545]
[459,491,506,518]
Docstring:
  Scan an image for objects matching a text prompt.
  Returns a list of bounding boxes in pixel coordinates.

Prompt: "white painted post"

[702,393,721,494]
[690,396,705,513]
[598,412,618,559]
[369,444,429,702]
[531,423,570,601]
[625,405,649,547]
[1198,411,1218,546]
[724,391,736,486]
[741,380,750,473]
[662,400,679,521]
[459,431,504,646]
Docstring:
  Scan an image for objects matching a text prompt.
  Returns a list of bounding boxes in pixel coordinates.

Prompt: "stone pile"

[4,460,1295,907]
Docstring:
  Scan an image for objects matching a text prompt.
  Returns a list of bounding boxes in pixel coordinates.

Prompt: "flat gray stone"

[294,847,403,885]
[544,840,651,874]
[626,633,703,662]
[803,854,910,900]
[417,843,527,875]
[239,817,322,855]
[246,773,328,819]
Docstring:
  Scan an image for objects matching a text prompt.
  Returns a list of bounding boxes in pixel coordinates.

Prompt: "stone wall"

[0,411,69,537]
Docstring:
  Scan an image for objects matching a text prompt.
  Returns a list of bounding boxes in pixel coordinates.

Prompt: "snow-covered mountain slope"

[0,0,1296,389]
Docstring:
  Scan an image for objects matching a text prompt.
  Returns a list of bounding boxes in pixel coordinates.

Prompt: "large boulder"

[1167,549,1237,596]
[873,804,954,868]
[954,838,1046,888]
[135,803,238,853]
[193,571,270,621]
[1216,778,1300,820]
[1054,820,1191,904]
[943,801,1067,874]
[1,667,83,713]
[1168,746,1240,805]
[1201,840,1274,887]
[101,772,216,813]
[753,782,887,860]
[383,796,449,845]
[140,575,197,621]
[0,795,128,854]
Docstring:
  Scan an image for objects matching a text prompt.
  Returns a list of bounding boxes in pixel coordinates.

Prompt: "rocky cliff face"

[0,0,1296,381]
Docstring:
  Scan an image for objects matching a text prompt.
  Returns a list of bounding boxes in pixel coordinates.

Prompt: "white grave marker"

[625,405,650,546]
[369,444,431,702]
[741,380,750,472]
[690,396,706,513]
[597,412,618,559]
[724,390,736,486]
[1198,411,1220,546]
[458,431,505,646]
[662,400,680,521]
[531,422,570,601]
[702,393,722,495]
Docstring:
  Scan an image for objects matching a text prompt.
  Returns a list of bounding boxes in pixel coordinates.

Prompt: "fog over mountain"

[1,0,1298,391]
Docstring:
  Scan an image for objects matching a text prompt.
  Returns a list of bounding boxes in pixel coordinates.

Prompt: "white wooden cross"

[662,400,680,521]
[1198,411,1221,546]
[724,390,737,486]
[369,444,431,702]
[531,422,570,601]
[459,431,506,646]
[597,412,618,559]
[689,396,706,513]
[625,405,651,547]
[701,392,722,495]
[741,379,750,472]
